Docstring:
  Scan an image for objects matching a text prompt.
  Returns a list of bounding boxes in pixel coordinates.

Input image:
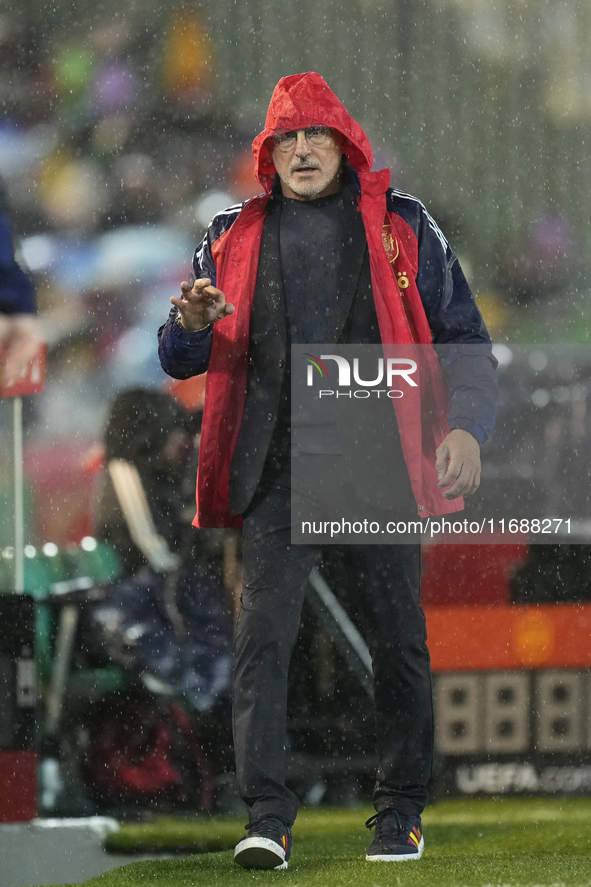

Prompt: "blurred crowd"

[0,8,264,547]
[1,9,260,444]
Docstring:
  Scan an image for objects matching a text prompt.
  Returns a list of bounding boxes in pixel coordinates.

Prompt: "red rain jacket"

[192,72,469,527]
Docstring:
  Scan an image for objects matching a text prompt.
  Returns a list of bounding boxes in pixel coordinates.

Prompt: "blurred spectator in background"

[97,387,198,574]
[494,212,576,308]
[161,9,215,114]
[94,386,233,715]
[88,386,235,802]
[490,211,586,342]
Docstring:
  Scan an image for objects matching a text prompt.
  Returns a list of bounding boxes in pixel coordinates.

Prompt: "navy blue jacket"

[0,210,35,315]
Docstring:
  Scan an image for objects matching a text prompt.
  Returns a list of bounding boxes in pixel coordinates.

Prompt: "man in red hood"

[159,73,497,869]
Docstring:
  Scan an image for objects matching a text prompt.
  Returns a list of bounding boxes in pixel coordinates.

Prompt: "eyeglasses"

[272,125,334,152]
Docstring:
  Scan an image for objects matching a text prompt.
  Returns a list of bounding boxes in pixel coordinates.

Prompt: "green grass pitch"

[48,797,591,886]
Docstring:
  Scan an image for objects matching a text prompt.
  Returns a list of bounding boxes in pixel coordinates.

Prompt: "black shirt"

[280,191,346,345]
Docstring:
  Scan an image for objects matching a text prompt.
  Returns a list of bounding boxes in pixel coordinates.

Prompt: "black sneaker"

[365,810,424,861]
[234,815,292,870]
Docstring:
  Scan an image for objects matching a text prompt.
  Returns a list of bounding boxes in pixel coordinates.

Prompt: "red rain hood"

[253,72,373,192]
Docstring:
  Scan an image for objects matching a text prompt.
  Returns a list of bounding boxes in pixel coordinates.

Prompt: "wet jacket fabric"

[158,72,496,527]
[0,210,35,314]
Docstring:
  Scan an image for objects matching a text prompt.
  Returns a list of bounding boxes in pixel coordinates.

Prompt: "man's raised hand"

[170,278,235,332]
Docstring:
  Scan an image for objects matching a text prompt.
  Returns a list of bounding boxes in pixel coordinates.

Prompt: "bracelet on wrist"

[176,313,210,333]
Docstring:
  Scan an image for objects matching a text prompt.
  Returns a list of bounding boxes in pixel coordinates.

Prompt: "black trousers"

[232,469,434,826]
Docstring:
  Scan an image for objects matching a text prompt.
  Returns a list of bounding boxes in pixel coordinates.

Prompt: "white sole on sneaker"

[234,835,288,870]
[366,836,424,861]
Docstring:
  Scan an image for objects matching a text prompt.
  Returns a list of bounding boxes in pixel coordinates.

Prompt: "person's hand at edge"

[0,314,43,388]
[435,428,481,499]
